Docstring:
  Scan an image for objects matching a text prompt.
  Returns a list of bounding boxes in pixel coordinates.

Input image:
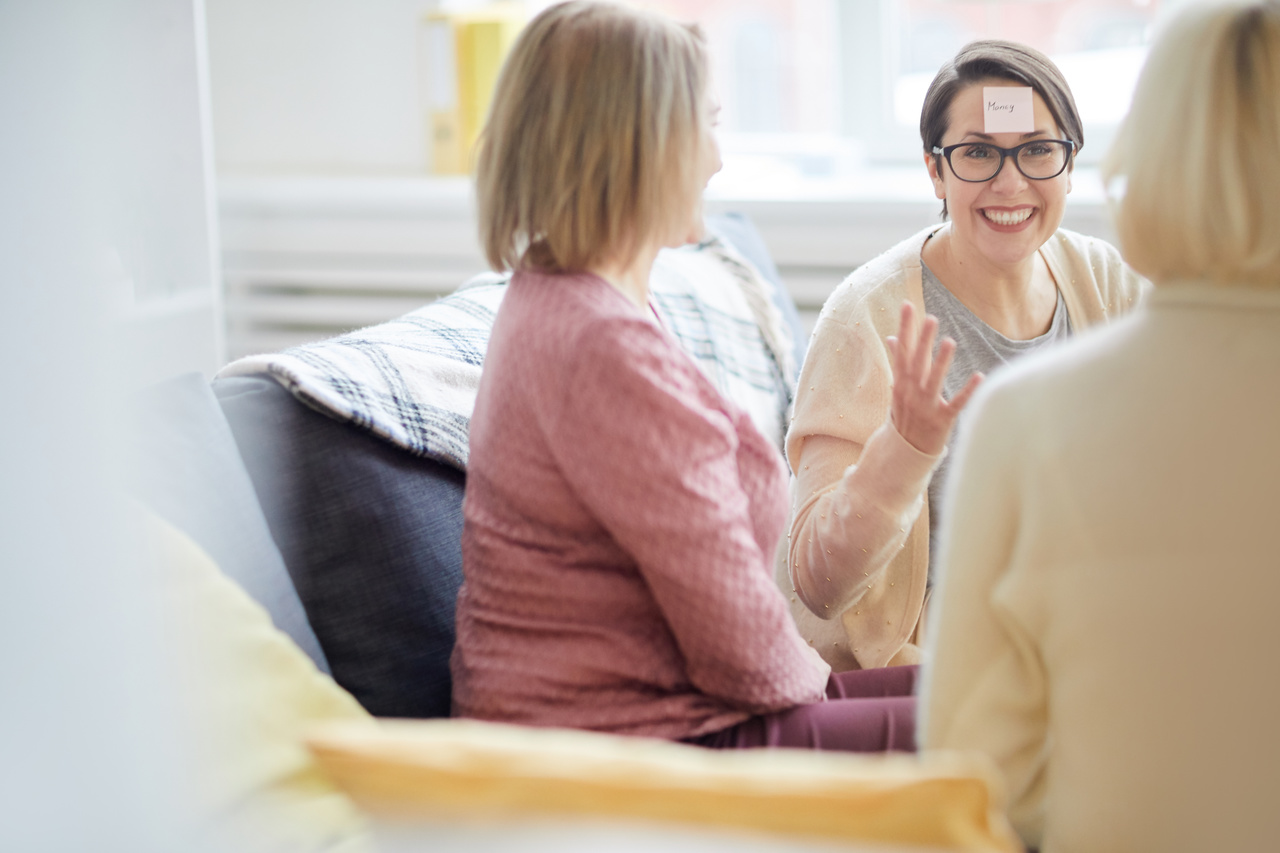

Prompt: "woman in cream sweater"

[921,2,1280,848]
[783,41,1146,669]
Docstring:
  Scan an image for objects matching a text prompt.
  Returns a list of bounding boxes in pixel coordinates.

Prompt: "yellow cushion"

[140,508,374,852]
[306,718,1021,852]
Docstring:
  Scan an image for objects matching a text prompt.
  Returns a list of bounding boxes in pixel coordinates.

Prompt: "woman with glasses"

[922,2,1280,847]
[781,41,1147,672]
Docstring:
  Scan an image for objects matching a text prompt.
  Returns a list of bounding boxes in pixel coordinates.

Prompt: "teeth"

[983,208,1033,226]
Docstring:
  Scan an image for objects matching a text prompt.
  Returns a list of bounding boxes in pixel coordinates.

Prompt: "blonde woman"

[921,1,1280,848]
[450,1,925,751]
[783,42,1146,670]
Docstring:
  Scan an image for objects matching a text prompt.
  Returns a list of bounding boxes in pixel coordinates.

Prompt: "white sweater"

[921,283,1280,852]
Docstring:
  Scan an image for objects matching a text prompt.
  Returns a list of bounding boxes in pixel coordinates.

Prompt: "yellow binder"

[423,3,526,175]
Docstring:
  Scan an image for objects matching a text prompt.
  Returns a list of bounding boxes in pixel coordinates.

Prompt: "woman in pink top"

[450,0,943,751]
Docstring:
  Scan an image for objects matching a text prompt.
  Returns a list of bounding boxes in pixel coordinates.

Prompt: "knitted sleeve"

[785,274,941,668]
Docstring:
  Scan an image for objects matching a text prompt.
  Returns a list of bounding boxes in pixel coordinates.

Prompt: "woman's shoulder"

[789,228,941,444]
[494,271,725,436]
[506,269,659,346]
[819,225,939,325]
[512,271,712,389]
[1043,227,1125,267]
[494,270,680,391]
[1043,227,1143,285]
[1043,228,1150,307]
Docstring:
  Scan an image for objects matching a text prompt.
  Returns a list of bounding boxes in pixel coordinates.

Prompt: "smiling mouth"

[982,208,1034,226]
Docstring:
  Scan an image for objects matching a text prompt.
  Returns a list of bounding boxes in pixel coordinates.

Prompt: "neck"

[923,225,1056,339]
[590,241,660,312]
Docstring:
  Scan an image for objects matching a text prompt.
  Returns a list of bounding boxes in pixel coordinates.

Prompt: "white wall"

[206,0,441,175]
[0,1,221,848]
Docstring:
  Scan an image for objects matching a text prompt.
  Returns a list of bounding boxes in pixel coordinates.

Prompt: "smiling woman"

[921,77,1073,323]
[780,39,1148,673]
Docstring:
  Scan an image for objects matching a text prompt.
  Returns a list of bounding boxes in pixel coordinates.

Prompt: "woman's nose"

[989,155,1028,193]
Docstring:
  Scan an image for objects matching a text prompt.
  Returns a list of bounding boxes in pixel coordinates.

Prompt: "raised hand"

[884,300,983,456]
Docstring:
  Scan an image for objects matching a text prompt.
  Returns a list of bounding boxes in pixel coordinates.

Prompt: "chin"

[972,232,1044,266]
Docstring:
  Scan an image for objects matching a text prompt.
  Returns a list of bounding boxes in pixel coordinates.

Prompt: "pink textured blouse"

[450,269,830,739]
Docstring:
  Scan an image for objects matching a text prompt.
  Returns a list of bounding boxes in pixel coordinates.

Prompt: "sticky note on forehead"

[984,87,1034,133]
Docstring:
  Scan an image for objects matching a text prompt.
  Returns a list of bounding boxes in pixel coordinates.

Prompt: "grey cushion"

[214,374,464,719]
[130,372,330,673]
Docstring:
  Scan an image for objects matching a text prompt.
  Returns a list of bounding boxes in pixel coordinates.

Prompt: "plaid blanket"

[218,235,797,471]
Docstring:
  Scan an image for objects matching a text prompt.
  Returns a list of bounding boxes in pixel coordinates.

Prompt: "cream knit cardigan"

[780,224,1146,670]
[921,283,1280,851]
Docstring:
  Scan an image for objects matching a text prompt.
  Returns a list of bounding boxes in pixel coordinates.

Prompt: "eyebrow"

[957,129,1052,142]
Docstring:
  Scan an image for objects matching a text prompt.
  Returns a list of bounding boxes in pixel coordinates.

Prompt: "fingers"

[885,302,985,455]
[911,314,938,389]
[927,336,957,400]
[895,301,917,377]
[947,371,985,413]
[896,303,975,408]
[897,300,948,394]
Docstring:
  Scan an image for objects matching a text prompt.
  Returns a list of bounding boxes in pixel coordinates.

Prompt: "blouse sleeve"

[786,306,942,619]
[547,317,830,714]
[919,379,1049,846]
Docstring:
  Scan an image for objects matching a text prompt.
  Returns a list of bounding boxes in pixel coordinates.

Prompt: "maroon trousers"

[687,665,918,752]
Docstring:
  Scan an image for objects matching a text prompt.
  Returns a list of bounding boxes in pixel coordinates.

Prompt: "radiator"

[219,178,487,361]
[216,176,1114,365]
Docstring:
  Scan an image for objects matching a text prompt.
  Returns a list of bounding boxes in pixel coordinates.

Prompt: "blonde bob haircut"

[476,1,708,273]
[1104,0,1280,287]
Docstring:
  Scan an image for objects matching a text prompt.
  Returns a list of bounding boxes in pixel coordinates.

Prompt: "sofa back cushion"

[214,375,464,719]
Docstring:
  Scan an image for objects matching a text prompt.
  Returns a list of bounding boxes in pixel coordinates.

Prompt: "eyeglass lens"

[950,141,1069,181]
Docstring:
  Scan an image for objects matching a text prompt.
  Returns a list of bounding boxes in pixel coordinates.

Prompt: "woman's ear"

[925,151,947,200]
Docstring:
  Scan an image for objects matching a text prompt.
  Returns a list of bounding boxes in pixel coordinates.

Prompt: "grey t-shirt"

[921,258,1072,581]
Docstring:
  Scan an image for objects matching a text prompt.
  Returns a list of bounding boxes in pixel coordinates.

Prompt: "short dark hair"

[920,40,1083,218]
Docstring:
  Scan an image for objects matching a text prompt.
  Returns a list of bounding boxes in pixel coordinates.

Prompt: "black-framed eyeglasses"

[932,139,1075,183]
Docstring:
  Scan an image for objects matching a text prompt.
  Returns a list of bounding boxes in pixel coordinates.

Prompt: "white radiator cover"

[218,175,1117,364]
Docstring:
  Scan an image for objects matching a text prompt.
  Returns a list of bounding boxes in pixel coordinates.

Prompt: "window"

[524,0,1163,179]
[627,0,843,137]
[886,0,1161,163]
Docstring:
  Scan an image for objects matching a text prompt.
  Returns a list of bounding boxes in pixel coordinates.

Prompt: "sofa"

[129,213,1020,852]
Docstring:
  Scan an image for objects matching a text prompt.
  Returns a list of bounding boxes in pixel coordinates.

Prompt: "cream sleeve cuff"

[843,419,944,516]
